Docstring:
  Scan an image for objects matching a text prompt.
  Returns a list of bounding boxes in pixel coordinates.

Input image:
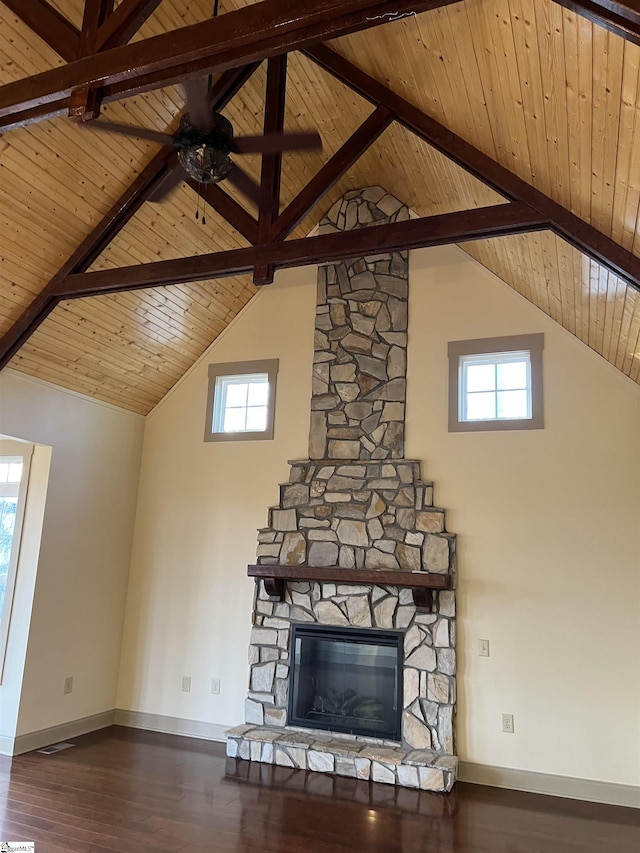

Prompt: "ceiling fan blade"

[225,163,264,207]
[148,167,184,203]
[183,77,213,133]
[81,119,175,147]
[231,131,322,155]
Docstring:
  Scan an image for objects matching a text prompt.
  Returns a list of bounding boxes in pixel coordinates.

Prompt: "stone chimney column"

[309,187,409,461]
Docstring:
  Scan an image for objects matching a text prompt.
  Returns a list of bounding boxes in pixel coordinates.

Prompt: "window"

[448,334,543,432]
[460,351,531,421]
[0,445,32,681]
[205,359,278,442]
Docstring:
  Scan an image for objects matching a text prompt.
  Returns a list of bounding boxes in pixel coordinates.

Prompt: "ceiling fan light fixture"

[178,144,233,184]
[176,112,234,184]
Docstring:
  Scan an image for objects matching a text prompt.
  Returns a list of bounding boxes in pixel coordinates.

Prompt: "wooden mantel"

[247,564,451,612]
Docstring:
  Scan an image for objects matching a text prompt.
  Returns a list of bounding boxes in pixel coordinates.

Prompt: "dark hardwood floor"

[0,726,638,852]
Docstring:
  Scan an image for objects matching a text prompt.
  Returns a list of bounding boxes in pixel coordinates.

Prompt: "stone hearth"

[226,724,457,791]
[227,188,458,792]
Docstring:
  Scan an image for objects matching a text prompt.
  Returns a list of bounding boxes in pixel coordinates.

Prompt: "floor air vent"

[37,742,75,754]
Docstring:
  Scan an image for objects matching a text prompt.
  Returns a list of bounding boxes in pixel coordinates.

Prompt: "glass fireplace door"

[288,624,403,741]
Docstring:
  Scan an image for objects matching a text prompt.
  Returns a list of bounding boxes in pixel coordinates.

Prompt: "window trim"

[0,444,33,683]
[448,334,544,432]
[204,359,279,442]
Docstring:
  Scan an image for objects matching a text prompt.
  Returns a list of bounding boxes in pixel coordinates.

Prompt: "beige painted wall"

[407,247,640,786]
[117,248,640,787]
[0,371,144,744]
[116,268,315,726]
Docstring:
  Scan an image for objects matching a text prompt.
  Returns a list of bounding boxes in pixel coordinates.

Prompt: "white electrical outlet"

[479,639,490,657]
[502,713,515,733]
[63,676,73,695]
[211,678,221,695]
[181,675,191,693]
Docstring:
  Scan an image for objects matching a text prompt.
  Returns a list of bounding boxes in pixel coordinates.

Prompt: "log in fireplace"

[288,624,403,740]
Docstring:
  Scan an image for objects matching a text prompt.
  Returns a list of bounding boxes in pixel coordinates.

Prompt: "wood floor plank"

[0,727,638,852]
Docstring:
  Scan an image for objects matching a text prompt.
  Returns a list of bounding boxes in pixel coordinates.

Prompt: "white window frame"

[204,359,279,442]
[448,334,544,432]
[459,349,532,422]
[0,444,33,683]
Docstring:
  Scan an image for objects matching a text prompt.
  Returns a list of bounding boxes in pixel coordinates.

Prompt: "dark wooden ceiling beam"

[255,54,288,286]
[0,1,168,131]
[272,106,393,242]
[0,62,260,133]
[0,0,463,123]
[95,0,165,51]
[1,0,81,63]
[0,64,260,370]
[186,180,259,246]
[56,202,548,297]
[0,100,70,133]
[79,0,115,53]
[305,44,640,292]
[2,3,639,133]
[554,1,640,47]
[69,0,115,121]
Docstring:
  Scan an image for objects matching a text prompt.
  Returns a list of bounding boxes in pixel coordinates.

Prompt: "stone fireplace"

[226,188,458,792]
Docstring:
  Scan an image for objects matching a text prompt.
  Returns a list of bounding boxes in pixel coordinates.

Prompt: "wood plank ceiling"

[0,0,639,413]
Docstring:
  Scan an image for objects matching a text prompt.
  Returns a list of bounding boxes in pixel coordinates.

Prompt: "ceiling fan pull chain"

[194,184,207,226]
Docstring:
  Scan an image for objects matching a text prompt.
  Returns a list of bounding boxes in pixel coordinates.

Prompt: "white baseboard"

[114,708,228,743]
[459,761,640,809]
[11,710,115,756]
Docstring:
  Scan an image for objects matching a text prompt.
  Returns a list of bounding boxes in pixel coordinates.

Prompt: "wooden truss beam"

[0,64,259,370]
[4,0,640,371]
[2,3,640,131]
[272,106,393,242]
[69,0,115,121]
[69,0,166,122]
[554,1,640,47]
[56,202,548,297]
[79,0,115,53]
[255,54,288,286]
[305,44,640,291]
[0,0,463,124]
[1,0,81,63]
[1,0,167,128]
[0,59,275,134]
[95,0,166,51]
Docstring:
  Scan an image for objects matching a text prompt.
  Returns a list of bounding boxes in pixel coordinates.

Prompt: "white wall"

[0,371,144,748]
[117,249,640,789]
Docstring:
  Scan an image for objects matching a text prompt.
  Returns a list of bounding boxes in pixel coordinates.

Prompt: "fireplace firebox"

[287,624,403,741]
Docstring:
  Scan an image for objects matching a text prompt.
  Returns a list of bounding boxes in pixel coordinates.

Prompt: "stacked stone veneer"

[309,187,409,462]
[227,188,458,793]
[256,459,453,573]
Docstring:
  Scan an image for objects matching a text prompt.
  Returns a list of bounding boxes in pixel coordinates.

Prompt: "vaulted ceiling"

[1,0,639,414]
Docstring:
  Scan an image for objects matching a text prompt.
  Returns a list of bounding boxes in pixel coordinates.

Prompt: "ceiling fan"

[82,77,322,206]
